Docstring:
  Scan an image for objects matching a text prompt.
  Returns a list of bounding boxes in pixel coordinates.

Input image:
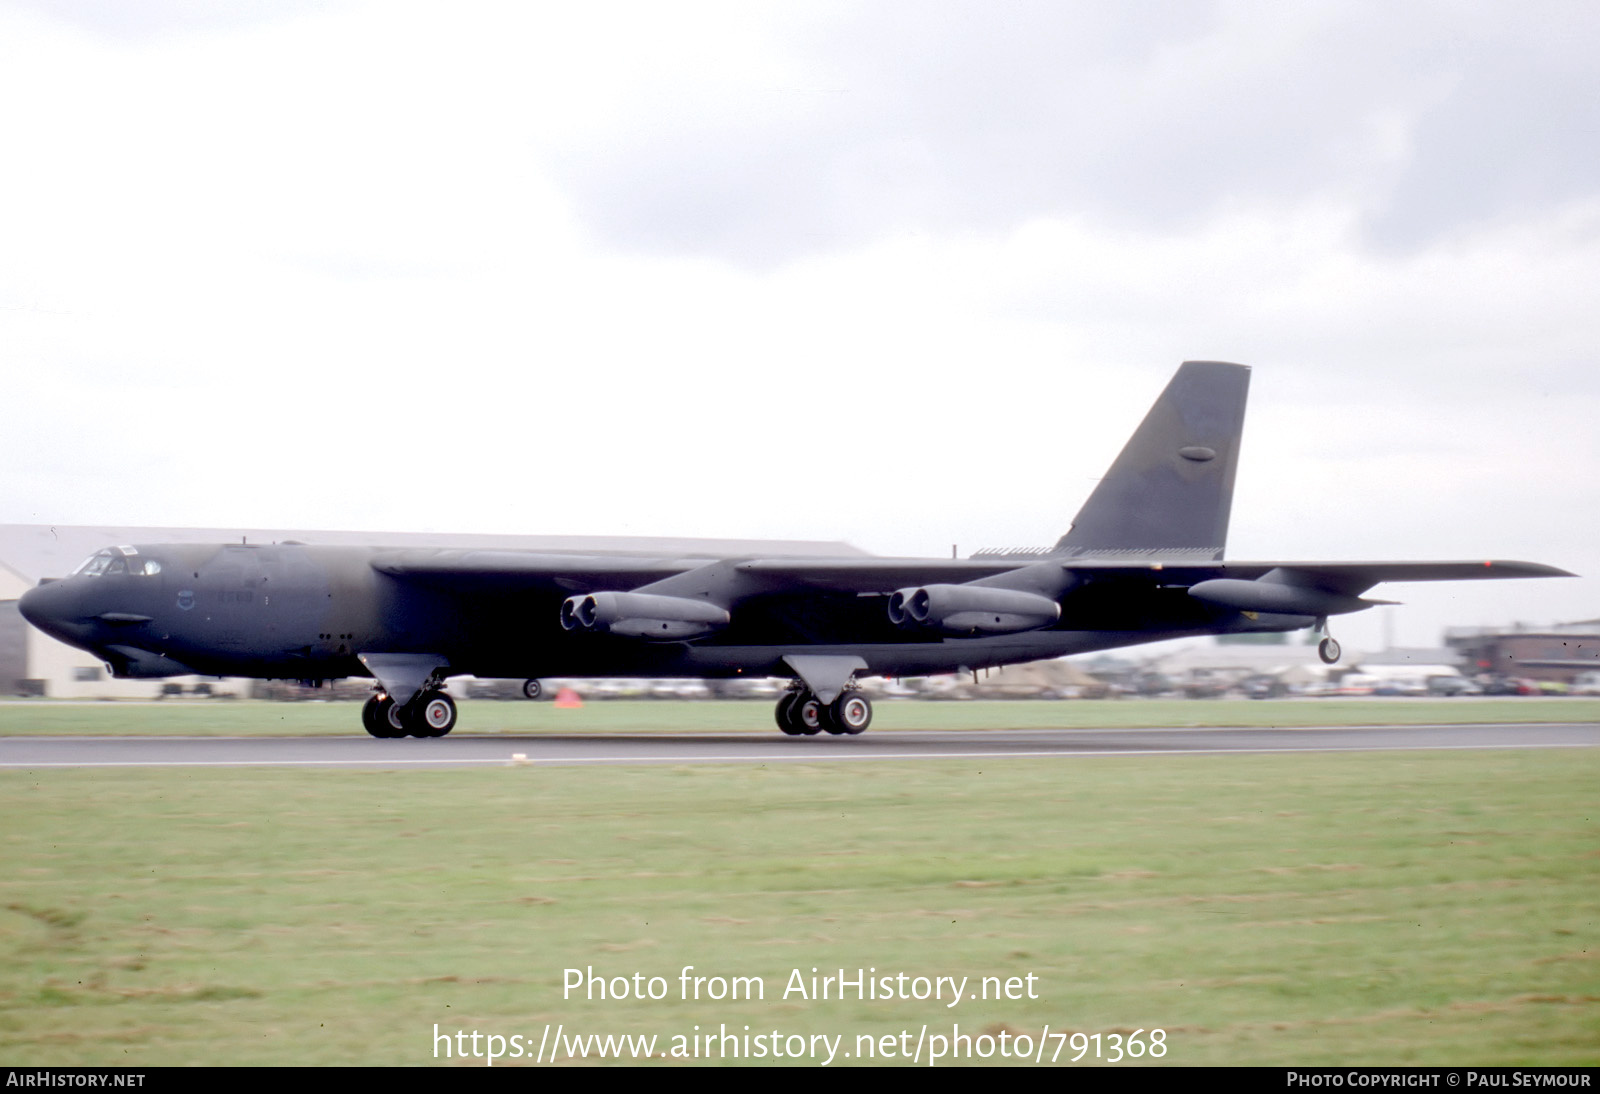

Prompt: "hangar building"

[1444,621,1600,684]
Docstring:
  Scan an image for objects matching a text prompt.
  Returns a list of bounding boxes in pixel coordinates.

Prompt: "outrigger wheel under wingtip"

[1315,617,1342,665]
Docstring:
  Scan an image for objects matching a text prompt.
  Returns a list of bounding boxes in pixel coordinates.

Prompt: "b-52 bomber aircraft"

[19,361,1571,738]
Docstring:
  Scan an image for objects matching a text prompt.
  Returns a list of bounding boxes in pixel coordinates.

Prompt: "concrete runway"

[1,722,1595,769]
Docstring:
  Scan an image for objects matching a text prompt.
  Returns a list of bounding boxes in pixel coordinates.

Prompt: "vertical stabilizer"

[1053,361,1250,561]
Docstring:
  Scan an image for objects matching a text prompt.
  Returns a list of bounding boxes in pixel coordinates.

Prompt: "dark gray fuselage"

[19,541,1275,685]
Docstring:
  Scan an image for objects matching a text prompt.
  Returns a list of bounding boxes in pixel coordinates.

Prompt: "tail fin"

[1053,361,1250,561]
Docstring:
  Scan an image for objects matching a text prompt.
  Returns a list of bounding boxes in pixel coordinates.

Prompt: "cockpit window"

[73,549,161,578]
[74,552,113,577]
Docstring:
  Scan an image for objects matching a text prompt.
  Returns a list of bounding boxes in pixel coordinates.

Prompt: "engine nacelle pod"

[560,592,730,641]
[886,589,914,625]
[889,584,1061,634]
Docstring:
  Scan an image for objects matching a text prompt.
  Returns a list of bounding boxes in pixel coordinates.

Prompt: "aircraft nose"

[19,580,57,628]
[18,580,92,644]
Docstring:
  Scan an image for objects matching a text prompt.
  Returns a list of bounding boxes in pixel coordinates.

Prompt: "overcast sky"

[3,0,1596,652]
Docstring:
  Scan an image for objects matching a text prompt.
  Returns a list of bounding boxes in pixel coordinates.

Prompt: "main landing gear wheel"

[361,693,384,737]
[794,696,824,735]
[776,689,870,736]
[523,678,543,701]
[776,691,805,735]
[829,693,872,735]
[1318,636,1342,665]
[362,693,408,739]
[775,691,824,735]
[407,692,457,738]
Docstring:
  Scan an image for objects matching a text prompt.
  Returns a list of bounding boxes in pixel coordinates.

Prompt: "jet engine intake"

[888,584,1061,634]
[560,592,730,640]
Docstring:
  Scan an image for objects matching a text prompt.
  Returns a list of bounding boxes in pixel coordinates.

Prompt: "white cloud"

[1,0,1594,649]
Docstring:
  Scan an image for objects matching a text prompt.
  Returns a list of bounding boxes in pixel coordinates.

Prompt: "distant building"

[1444,621,1600,683]
[1359,647,1465,669]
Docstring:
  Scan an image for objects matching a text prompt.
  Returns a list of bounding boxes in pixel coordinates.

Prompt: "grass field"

[3,696,1599,736]
[1,741,1595,1066]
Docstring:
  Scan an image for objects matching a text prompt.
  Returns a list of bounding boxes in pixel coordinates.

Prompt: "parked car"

[1425,674,1478,697]
[1241,674,1288,699]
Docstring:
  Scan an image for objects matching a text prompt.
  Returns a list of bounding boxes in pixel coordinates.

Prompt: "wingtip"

[1486,560,1578,578]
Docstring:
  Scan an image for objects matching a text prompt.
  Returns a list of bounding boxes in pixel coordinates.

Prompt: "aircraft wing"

[732,557,1050,590]
[369,549,718,591]
[371,550,1044,593]
[373,549,1570,601]
[738,557,1574,619]
[1138,559,1575,597]
[739,557,1573,595]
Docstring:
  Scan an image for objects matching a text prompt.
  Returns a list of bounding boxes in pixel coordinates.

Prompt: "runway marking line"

[0,741,1593,769]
